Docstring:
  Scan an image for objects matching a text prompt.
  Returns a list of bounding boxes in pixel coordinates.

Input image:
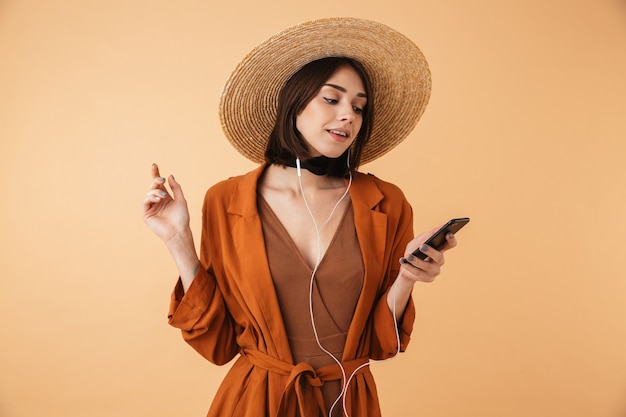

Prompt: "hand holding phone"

[412,217,470,260]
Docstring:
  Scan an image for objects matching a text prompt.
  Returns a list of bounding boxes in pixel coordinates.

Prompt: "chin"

[315,148,350,160]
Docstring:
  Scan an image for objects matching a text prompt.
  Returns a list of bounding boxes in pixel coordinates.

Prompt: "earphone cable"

[296,157,401,417]
[297,158,352,415]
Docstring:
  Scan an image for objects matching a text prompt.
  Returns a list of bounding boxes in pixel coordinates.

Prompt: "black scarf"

[286,156,334,176]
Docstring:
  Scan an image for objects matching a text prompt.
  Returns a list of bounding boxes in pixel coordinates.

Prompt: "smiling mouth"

[328,129,349,138]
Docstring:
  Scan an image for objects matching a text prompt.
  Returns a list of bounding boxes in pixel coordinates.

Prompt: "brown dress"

[258,196,364,416]
[168,164,417,417]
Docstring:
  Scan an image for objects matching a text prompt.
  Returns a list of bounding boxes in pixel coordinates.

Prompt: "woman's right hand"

[142,163,191,244]
[143,164,200,291]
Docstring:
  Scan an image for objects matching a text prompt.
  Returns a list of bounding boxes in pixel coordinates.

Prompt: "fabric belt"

[240,348,369,417]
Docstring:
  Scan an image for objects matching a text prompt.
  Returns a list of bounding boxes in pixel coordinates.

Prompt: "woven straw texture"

[219,17,431,164]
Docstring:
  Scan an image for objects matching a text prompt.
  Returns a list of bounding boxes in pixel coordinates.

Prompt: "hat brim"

[219,17,431,165]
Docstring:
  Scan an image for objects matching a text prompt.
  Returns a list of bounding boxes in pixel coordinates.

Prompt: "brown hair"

[264,57,374,177]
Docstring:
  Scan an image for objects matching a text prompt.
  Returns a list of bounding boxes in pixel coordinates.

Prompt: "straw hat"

[219,17,431,165]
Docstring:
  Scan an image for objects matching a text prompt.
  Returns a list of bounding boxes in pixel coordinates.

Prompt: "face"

[295,65,367,159]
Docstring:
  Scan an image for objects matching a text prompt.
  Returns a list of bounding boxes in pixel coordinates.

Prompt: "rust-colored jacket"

[168,164,416,417]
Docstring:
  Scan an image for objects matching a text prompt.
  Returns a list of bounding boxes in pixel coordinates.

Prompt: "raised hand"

[142,163,191,244]
[143,163,200,291]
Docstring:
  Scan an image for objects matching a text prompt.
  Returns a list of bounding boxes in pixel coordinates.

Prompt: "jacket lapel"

[344,173,388,356]
[227,164,294,362]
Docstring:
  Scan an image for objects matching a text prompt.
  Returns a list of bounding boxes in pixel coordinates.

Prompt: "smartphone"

[412,217,470,260]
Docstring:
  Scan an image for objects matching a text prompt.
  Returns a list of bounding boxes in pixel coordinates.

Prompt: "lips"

[327,129,350,140]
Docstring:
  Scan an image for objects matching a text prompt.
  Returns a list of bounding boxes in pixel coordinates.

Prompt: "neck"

[263,163,344,194]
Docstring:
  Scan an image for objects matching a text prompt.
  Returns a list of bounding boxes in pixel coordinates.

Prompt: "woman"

[143,18,459,417]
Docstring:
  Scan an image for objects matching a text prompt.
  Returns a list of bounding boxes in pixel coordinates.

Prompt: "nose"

[337,102,355,123]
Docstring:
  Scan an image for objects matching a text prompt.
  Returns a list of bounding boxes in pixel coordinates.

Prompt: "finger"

[142,190,169,212]
[144,189,169,204]
[406,253,444,274]
[409,224,445,255]
[412,245,445,265]
[151,163,161,179]
[149,163,168,192]
[150,175,167,191]
[167,175,186,202]
[438,232,458,253]
[399,258,438,282]
[153,188,170,198]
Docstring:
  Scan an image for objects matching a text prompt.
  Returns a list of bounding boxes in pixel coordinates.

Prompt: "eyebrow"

[323,83,367,98]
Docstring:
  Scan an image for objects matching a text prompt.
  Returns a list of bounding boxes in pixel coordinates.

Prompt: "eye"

[323,97,338,104]
[353,106,364,114]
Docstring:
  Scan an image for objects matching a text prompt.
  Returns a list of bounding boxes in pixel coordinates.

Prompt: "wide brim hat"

[219,17,431,165]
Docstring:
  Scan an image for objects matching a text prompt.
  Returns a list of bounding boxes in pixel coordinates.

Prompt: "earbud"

[295,157,302,177]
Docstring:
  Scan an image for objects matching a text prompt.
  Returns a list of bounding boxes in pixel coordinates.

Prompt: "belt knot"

[240,348,369,417]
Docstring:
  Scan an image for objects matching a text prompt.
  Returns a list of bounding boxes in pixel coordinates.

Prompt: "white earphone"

[295,154,401,417]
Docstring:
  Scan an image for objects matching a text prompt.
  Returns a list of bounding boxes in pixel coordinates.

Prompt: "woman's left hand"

[398,226,458,283]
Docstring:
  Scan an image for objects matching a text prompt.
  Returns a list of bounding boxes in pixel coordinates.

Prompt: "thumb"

[168,174,186,201]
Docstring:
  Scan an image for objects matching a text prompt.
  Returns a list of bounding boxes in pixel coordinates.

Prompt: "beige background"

[1,0,625,416]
